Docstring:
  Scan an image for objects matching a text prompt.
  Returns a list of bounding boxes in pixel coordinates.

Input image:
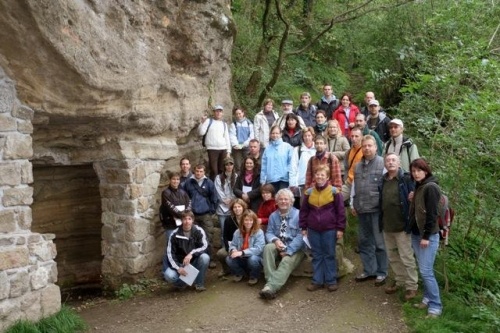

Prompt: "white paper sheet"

[179,264,199,286]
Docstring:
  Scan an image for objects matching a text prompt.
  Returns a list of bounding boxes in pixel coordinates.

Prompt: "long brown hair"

[239,210,260,235]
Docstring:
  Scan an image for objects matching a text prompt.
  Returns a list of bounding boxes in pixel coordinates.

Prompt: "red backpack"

[437,193,455,245]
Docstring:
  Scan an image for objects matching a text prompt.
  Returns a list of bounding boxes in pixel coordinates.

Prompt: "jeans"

[308,228,337,286]
[163,253,210,288]
[226,255,263,279]
[162,229,175,272]
[412,233,442,315]
[358,212,388,277]
[262,243,305,292]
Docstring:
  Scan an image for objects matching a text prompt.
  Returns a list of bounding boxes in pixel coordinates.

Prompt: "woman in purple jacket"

[299,164,346,292]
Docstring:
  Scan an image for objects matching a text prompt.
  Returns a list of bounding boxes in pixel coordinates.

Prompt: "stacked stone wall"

[0,70,61,331]
[94,159,166,288]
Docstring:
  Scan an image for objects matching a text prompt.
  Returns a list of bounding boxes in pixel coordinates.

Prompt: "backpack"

[437,193,455,245]
[427,182,455,245]
[201,118,213,148]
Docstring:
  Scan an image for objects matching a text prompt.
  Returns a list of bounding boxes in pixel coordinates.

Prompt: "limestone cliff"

[0,0,235,164]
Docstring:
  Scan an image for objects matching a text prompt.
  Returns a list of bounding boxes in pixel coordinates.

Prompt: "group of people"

[160,86,443,318]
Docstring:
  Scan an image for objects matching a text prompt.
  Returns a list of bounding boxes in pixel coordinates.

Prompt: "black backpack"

[201,118,213,147]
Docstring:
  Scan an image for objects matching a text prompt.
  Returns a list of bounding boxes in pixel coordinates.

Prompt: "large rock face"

[0,0,234,164]
[0,0,234,328]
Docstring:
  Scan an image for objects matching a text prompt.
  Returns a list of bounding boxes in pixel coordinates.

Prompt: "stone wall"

[0,69,61,331]
[0,0,234,328]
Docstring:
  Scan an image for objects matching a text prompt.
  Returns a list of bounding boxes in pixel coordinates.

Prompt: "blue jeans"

[358,212,388,277]
[164,253,210,288]
[226,255,263,279]
[162,229,175,272]
[412,233,442,315]
[308,228,337,286]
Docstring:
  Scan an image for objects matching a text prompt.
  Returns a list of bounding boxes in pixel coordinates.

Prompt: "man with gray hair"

[274,99,306,130]
[379,153,418,299]
[384,118,420,172]
[260,188,305,299]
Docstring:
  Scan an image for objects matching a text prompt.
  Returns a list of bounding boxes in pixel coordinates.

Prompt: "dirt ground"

[75,256,410,333]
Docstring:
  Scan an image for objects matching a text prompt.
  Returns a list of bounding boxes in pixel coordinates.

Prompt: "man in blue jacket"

[260,189,305,299]
[183,164,218,268]
[379,153,418,300]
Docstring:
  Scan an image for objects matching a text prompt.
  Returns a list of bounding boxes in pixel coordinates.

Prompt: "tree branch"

[288,0,416,55]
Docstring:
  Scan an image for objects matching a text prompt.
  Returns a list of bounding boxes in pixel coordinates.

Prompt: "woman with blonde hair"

[226,210,265,285]
[326,119,350,179]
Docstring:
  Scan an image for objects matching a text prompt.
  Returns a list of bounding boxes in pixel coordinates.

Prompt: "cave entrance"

[31,165,103,291]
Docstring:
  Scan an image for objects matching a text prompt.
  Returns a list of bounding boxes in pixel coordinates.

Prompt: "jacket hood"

[417,175,439,187]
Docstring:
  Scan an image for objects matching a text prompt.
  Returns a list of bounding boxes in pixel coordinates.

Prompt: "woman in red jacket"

[256,183,277,232]
[332,93,360,138]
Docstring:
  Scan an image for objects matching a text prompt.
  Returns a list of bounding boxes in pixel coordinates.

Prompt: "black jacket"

[166,225,209,270]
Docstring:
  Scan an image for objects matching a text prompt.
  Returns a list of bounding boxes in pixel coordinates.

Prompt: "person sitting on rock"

[259,189,305,300]
[164,210,210,292]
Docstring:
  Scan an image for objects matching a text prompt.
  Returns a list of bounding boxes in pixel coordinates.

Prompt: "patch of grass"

[114,279,161,300]
[6,306,87,333]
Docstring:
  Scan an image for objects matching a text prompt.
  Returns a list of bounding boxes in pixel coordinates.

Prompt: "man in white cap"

[383,118,420,172]
[273,99,306,130]
[366,100,391,142]
[198,104,231,180]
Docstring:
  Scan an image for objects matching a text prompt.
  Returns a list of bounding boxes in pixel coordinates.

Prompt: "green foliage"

[232,1,499,330]
[5,306,87,333]
[114,279,160,300]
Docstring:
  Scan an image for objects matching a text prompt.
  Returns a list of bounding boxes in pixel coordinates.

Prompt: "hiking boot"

[307,283,322,292]
[405,290,417,300]
[355,273,376,282]
[384,284,399,294]
[425,313,440,319]
[413,302,428,310]
[259,286,276,300]
[374,276,386,286]
[327,284,339,292]
[233,275,243,282]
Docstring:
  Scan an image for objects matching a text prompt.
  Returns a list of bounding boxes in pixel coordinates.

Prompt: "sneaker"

[405,290,417,300]
[259,286,276,300]
[307,283,322,292]
[355,273,376,282]
[233,275,243,282]
[413,302,428,310]
[209,261,217,269]
[248,277,258,285]
[195,285,206,292]
[374,276,386,286]
[327,284,339,292]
